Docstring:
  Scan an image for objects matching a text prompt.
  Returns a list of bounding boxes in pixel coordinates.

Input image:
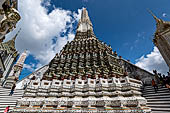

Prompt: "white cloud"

[73,9,82,22]
[162,13,167,17]
[42,0,51,7]
[135,46,169,75]
[137,32,145,39]
[5,0,82,68]
[82,0,88,2]
[23,64,35,72]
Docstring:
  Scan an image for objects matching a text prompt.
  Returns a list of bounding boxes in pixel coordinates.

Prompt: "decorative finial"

[76,7,93,33]
[81,7,89,21]
[16,28,21,37]
[147,9,159,21]
[12,28,21,41]
[147,9,166,33]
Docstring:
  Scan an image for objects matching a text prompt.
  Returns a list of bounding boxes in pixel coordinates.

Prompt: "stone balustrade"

[26,88,37,93]
[24,92,36,97]
[15,73,148,112]
[22,76,144,97]
[17,96,147,109]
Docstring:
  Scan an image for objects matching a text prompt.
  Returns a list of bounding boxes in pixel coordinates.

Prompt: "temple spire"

[2,28,21,56]
[12,28,21,42]
[148,10,167,33]
[77,8,93,32]
[81,8,92,24]
[147,9,161,22]
[3,50,27,88]
[15,50,27,67]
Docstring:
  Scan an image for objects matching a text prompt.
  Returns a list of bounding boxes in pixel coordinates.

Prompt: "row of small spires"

[65,38,112,49]
[39,72,128,81]
[55,52,130,62]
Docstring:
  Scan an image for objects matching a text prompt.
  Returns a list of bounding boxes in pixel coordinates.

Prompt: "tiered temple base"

[12,8,151,113]
[13,76,151,113]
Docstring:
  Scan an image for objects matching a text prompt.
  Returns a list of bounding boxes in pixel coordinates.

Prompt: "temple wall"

[16,65,48,89]
[121,59,154,85]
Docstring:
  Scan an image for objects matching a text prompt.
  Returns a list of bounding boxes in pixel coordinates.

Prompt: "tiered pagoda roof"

[44,8,123,81]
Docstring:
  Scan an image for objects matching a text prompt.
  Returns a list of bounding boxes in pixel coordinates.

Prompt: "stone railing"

[24,92,36,97]
[61,92,73,97]
[14,95,150,113]
[24,78,143,97]
[26,88,37,93]
[49,92,59,96]
[129,78,142,86]
[121,83,131,91]
[37,92,48,96]
[17,99,30,106]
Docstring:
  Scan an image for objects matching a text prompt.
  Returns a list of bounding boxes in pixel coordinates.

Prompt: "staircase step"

[144,88,168,91]
[0,104,16,107]
[148,104,170,108]
[152,111,170,113]
[0,96,22,98]
[147,101,170,105]
[0,98,21,100]
[143,91,170,95]
[145,95,170,99]
[144,85,166,88]
[143,85,170,113]
[143,91,170,94]
[0,86,24,113]
[147,98,170,102]
[143,89,170,93]
[0,89,24,92]
[151,107,170,111]
[143,92,170,97]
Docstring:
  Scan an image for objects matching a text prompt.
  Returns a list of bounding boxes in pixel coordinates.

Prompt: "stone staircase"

[0,86,24,113]
[142,85,170,113]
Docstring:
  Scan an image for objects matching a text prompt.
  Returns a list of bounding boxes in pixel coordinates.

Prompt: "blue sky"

[49,0,170,60]
[7,0,170,79]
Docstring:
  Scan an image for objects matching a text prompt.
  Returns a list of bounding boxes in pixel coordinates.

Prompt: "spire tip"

[147,9,160,21]
[12,28,21,41]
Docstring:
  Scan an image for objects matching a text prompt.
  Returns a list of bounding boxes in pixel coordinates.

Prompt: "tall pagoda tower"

[13,8,151,113]
[150,11,170,70]
[0,30,19,85]
[3,50,27,88]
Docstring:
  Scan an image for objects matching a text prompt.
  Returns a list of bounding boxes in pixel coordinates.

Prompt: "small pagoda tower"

[13,8,151,113]
[149,10,170,69]
[3,50,27,88]
[0,30,20,85]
